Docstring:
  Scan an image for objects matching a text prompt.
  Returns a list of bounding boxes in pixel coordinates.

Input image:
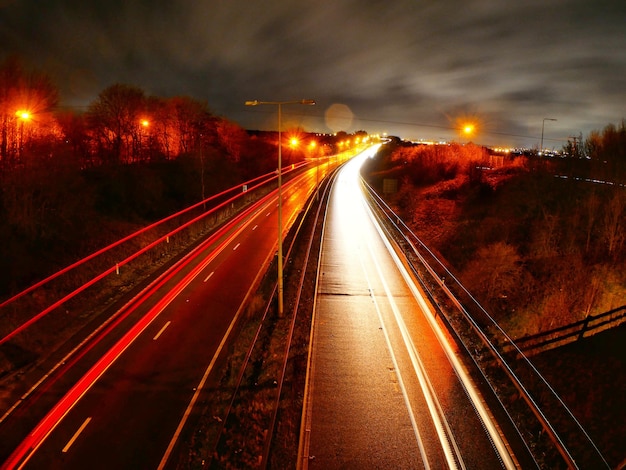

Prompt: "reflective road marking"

[153,321,171,341]
[62,417,91,453]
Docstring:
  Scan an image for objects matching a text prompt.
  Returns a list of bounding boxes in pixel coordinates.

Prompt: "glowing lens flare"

[16,110,31,120]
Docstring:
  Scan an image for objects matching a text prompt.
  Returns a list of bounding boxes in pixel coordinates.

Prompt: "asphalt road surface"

[2,162,327,469]
[299,147,519,469]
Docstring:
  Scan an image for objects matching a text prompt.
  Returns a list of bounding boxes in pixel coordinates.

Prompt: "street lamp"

[540,118,557,156]
[16,110,31,120]
[15,110,31,158]
[244,99,315,316]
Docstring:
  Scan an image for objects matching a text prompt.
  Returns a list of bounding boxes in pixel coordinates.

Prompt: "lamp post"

[540,118,557,156]
[244,99,315,316]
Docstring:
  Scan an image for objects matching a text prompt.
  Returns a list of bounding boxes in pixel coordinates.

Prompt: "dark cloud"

[1,0,625,146]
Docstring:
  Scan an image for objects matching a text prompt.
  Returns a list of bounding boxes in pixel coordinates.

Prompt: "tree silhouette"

[87,83,146,164]
[602,191,626,261]
[0,57,58,167]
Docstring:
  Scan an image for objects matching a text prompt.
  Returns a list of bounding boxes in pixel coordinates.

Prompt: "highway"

[3,146,530,469]
[299,148,520,469]
[1,161,329,469]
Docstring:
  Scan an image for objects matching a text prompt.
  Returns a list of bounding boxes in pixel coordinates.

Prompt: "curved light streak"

[361,169,517,470]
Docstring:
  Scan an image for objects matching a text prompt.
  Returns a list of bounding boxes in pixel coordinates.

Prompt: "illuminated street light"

[460,122,476,141]
[540,118,557,156]
[15,110,31,157]
[244,99,315,317]
[138,119,150,160]
[16,110,31,120]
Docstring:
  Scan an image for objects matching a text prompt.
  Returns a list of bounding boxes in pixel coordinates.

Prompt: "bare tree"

[142,96,168,161]
[87,84,145,164]
[215,119,248,163]
[584,191,600,255]
[56,111,91,167]
[602,191,626,261]
[167,96,211,156]
[0,57,58,167]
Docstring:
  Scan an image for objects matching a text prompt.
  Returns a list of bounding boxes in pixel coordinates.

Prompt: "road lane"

[6,162,329,469]
[300,148,517,469]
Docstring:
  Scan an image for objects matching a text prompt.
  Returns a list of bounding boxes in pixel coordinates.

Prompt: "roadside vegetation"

[363,130,626,340]
[363,133,626,467]
[0,56,362,398]
[0,57,346,300]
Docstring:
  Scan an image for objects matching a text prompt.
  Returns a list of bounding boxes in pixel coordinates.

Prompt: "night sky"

[2,0,625,147]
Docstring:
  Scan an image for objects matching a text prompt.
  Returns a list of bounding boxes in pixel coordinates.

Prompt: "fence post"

[577,314,591,341]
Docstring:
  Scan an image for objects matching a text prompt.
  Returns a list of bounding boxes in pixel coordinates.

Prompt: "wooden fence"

[506,304,626,356]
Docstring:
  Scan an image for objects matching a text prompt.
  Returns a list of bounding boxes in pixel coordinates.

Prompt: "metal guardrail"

[0,171,280,344]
